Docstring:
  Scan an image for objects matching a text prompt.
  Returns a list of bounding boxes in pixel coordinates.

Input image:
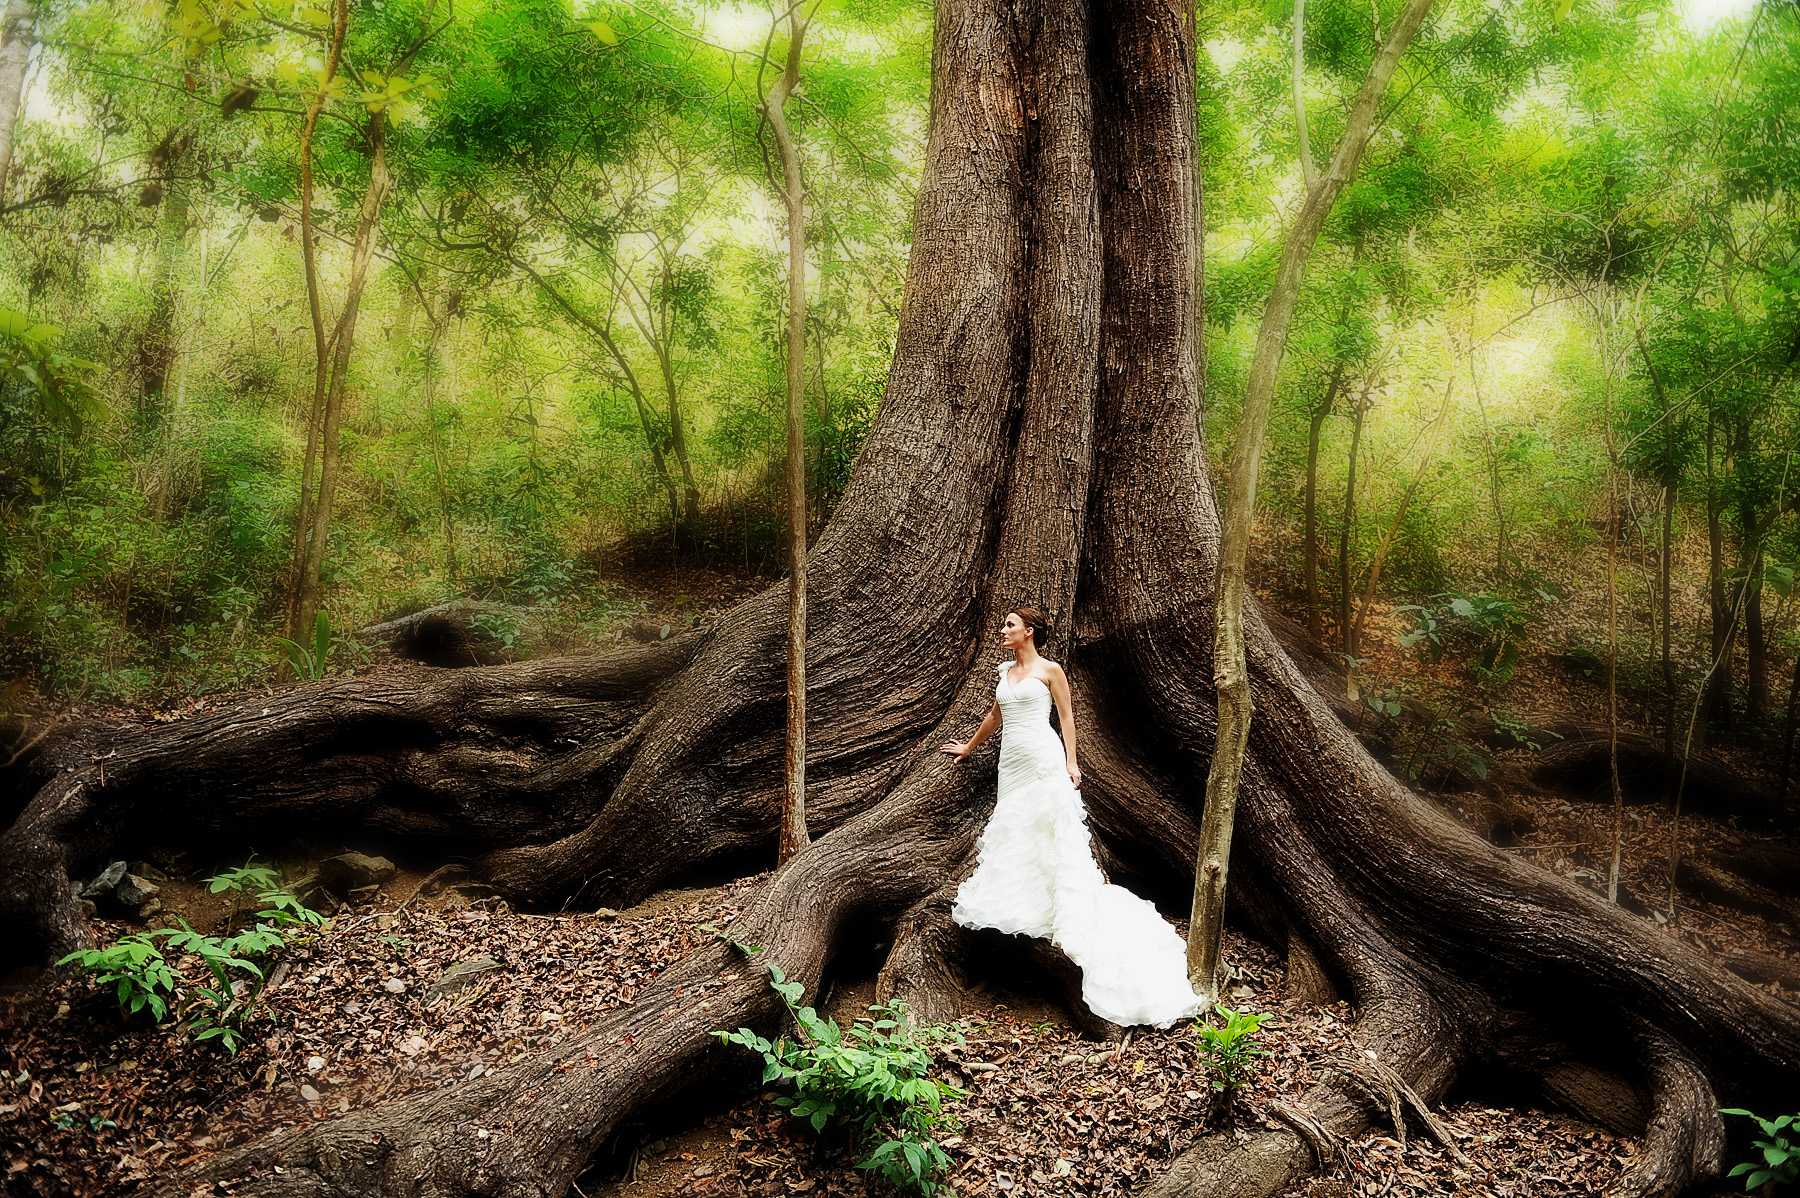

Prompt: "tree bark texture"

[1,0,1794,1195]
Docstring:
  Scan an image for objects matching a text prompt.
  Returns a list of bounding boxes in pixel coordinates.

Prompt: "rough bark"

[2,0,1796,1195]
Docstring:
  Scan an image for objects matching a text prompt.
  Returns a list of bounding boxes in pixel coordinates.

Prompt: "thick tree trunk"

[4,0,1796,1195]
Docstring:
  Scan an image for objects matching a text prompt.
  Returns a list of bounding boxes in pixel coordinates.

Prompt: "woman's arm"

[1045,663,1081,787]
[940,701,1001,758]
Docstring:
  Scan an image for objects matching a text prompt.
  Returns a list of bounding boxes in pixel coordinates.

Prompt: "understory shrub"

[1722,1107,1797,1193]
[711,940,965,1196]
[1193,1003,1273,1121]
[58,862,325,1054]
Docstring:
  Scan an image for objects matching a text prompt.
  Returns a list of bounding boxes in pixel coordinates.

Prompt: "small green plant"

[1489,709,1557,751]
[1193,1004,1273,1118]
[58,862,325,1055]
[272,609,335,681]
[1364,687,1405,721]
[162,919,266,1053]
[1722,1107,1797,1192]
[712,951,965,1195]
[56,933,178,1022]
[1394,603,1443,656]
[1397,590,1533,688]
[207,862,327,932]
[470,608,525,651]
[51,1111,117,1134]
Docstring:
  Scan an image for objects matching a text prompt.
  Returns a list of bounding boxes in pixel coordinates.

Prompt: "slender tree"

[1188,0,1438,1000]
[760,0,821,862]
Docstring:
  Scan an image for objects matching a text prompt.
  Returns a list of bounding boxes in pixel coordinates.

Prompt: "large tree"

[2,0,1794,1195]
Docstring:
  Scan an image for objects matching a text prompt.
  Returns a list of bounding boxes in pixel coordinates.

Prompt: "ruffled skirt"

[950,730,1208,1029]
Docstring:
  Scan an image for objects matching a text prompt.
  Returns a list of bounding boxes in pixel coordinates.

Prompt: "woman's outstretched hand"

[940,739,971,760]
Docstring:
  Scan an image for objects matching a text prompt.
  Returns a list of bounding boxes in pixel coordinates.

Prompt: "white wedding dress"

[950,659,1208,1029]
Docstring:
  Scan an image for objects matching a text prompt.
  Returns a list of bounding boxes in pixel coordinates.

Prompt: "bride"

[939,606,1209,1029]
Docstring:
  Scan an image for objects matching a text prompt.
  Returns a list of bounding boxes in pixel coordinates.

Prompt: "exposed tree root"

[1613,1023,1725,1198]
[0,639,697,964]
[1520,731,1790,825]
[150,746,996,1198]
[1141,987,1463,1198]
[874,887,981,1023]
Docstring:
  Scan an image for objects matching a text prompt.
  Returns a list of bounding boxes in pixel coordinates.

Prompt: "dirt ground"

[4,762,1790,1198]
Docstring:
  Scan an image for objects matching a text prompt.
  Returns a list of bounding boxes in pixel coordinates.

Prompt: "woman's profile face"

[1000,612,1030,649]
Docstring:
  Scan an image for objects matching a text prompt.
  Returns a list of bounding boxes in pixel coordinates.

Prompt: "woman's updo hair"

[1010,605,1050,651]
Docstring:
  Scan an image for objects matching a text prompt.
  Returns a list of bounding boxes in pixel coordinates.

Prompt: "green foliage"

[273,609,336,681]
[1193,1004,1273,1099]
[56,933,178,1023]
[0,308,103,516]
[470,608,525,651]
[1721,1108,1797,1192]
[51,1111,117,1134]
[1396,589,1538,688]
[0,308,102,437]
[712,953,965,1196]
[57,862,325,1054]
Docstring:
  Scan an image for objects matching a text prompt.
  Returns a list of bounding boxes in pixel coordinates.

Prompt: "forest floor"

[2,558,1795,1198]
